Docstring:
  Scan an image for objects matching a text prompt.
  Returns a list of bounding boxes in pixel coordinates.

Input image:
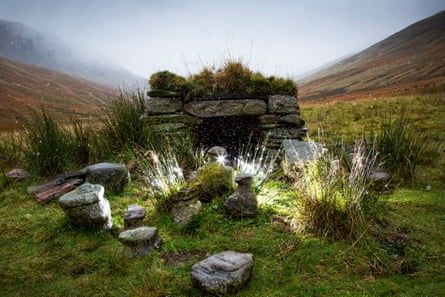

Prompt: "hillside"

[0,20,144,87]
[298,11,445,101]
[0,56,115,130]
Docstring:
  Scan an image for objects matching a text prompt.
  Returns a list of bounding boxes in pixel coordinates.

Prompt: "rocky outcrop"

[59,183,112,230]
[191,251,254,295]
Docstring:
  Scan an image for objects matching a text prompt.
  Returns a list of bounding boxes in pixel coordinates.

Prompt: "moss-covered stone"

[185,163,234,202]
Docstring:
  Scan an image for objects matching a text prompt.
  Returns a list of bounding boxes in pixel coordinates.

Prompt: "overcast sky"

[0,0,444,78]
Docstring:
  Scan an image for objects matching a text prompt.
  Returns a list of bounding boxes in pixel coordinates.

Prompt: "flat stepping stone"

[118,227,162,257]
[124,204,145,229]
[59,183,112,230]
[191,251,254,295]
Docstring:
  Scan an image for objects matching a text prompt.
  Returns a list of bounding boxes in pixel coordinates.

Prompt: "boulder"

[224,174,258,218]
[171,199,202,227]
[191,251,254,295]
[118,226,162,257]
[5,168,29,182]
[184,99,267,117]
[282,140,324,164]
[146,98,182,115]
[268,95,298,114]
[124,204,146,229]
[59,183,112,230]
[85,162,129,194]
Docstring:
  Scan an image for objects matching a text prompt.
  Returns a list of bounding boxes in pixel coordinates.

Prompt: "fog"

[0,0,444,78]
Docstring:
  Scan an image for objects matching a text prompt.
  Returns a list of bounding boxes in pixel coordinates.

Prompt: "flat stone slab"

[119,226,162,257]
[191,251,254,295]
[268,95,298,114]
[184,99,267,117]
[35,178,84,204]
[282,140,324,164]
[146,98,182,115]
[59,183,112,230]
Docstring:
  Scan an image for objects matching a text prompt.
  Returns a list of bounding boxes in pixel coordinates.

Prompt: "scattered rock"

[184,99,267,117]
[268,95,298,114]
[171,199,202,227]
[5,168,29,182]
[282,140,324,164]
[207,146,228,163]
[85,162,129,194]
[59,183,112,230]
[224,174,258,218]
[35,178,84,204]
[118,226,162,257]
[124,204,146,229]
[369,171,392,183]
[191,251,254,295]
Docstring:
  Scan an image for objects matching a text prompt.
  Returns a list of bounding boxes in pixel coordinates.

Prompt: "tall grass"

[24,110,72,176]
[0,133,24,169]
[292,140,379,240]
[99,89,148,151]
[369,115,441,181]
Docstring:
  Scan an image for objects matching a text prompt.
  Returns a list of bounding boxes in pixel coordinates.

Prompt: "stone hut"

[144,92,306,156]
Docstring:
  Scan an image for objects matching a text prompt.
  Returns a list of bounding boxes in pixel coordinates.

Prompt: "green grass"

[0,92,444,296]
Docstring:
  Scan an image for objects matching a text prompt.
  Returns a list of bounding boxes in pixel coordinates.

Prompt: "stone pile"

[224,174,258,218]
[59,183,113,230]
[118,226,162,257]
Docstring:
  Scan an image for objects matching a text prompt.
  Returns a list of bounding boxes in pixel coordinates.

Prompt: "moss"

[248,72,272,96]
[269,76,298,97]
[186,163,234,202]
[149,71,188,94]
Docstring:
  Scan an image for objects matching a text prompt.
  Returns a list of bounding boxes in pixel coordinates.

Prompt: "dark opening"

[192,116,264,157]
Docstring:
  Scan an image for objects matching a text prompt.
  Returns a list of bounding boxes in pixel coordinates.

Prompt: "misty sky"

[0,0,444,78]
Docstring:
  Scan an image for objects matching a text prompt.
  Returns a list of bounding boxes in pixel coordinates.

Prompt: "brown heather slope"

[0,56,115,130]
[298,10,445,101]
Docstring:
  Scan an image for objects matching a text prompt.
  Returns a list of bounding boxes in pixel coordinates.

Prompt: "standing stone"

[5,169,29,182]
[282,140,324,164]
[191,251,254,295]
[224,174,258,218]
[59,183,112,230]
[268,95,298,114]
[85,163,129,194]
[124,204,146,229]
[118,226,162,257]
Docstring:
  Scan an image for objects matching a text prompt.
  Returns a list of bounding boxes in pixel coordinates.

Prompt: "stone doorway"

[192,116,263,157]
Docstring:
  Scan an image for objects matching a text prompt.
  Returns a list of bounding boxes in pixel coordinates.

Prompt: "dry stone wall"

[143,94,306,152]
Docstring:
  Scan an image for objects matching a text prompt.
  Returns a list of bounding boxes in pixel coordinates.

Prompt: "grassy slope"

[0,56,115,130]
[298,11,445,101]
[1,93,444,297]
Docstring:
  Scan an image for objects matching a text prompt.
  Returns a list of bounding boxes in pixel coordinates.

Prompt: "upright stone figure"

[224,174,258,218]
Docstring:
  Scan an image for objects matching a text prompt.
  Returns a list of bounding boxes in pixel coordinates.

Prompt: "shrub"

[69,117,96,165]
[149,71,188,94]
[99,89,149,152]
[292,140,379,240]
